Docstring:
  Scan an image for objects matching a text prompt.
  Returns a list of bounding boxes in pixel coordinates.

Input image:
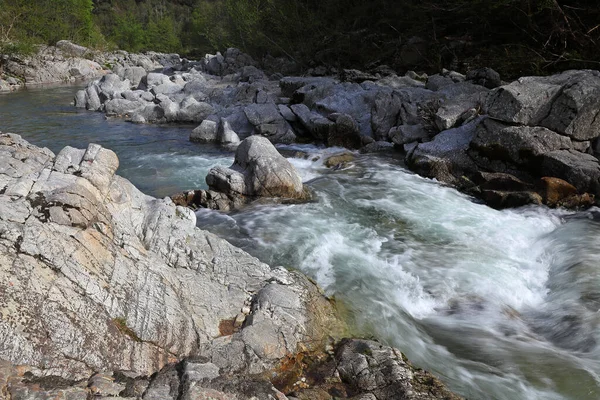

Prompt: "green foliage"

[0,0,100,54]
[1,0,599,77]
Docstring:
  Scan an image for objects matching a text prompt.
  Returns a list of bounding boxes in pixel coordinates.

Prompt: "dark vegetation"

[1,0,599,77]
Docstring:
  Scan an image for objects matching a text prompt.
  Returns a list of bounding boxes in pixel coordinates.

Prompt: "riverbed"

[2,84,600,399]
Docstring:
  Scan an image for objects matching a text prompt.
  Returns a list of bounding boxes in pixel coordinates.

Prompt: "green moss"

[113,317,142,342]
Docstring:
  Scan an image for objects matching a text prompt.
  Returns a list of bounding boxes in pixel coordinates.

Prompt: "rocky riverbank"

[0,40,181,91]
[68,45,600,210]
[0,132,460,399]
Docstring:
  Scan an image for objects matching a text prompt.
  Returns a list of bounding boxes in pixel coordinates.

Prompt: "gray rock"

[120,66,147,88]
[360,141,395,153]
[371,90,403,140]
[191,119,219,143]
[240,65,265,83]
[206,135,306,201]
[470,118,573,167]
[539,72,600,140]
[219,120,241,145]
[84,85,102,111]
[484,76,561,125]
[177,97,214,122]
[290,104,334,141]
[328,113,362,149]
[541,149,600,194]
[390,124,431,145]
[466,67,501,89]
[104,98,145,117]
[279,76,338,98]
[407,117,483,186]
[335,339,461,400]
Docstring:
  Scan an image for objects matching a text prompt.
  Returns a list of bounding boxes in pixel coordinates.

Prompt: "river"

[2,84,600,399]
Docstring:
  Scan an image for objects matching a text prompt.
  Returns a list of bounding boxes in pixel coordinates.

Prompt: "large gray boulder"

[541,149,600,194]
[0,133,338,382]
[470,118,573,167]
[485,70,600,141]
[407,117,483,187]
[206,135,307,202]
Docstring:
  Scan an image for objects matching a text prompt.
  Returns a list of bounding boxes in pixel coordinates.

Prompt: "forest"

[1,0,599,77]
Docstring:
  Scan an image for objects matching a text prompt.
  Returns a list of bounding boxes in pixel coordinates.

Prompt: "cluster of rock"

[173,135,310,211]
[75,50,600,209]
[0,133,459,399]
[0,40,180,91]
[0,338,459,400]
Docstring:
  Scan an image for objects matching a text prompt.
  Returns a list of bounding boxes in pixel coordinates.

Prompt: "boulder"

[219,119,241,145]
[466,67,501,89]
[541,149,600,194]
[190,119,219,143]
[485,70,600,141]
[328,113,362,149]
[470,118,572,167]
[335,339,462,400]
[55,40,89,57]
[539,72,600,140]
[389,124,430,145]
[407,117,483,186]
[206,135,308,204]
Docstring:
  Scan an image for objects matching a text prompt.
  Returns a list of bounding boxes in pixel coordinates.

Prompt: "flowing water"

[3,84,600,399]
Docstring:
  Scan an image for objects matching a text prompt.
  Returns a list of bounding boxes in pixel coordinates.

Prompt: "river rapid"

[2,84,600,399]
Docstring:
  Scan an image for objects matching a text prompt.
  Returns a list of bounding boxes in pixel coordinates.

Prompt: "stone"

[177,97,214,122]
[389,124,430,145]
[328,114,362,149]
[335,339,462,400]
[536,177,579,207]
[407,117,483,187]
[539,72,600,140]
[370,90,403,140]
[360,141,395,153]
[324,152,355,168]
[466,67,501,89]
[191,119,219,143]
[240,65,265,83]
[219,120,241,145]
[470,118,572,167]
[541,150,600,194]
[206,135,307,201]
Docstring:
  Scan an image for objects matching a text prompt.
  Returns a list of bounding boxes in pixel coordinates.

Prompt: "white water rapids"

[3,85,600,399]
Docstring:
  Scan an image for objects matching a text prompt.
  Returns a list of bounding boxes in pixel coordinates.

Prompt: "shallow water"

[3,84,600,399]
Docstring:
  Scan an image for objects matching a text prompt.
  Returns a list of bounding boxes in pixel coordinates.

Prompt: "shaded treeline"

[1,0,599,77]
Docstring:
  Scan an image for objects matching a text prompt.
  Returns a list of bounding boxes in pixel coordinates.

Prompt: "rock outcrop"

[0,132,459,399]
[0,132,339,380]
[0,40,181,92]
[407,70,600,209]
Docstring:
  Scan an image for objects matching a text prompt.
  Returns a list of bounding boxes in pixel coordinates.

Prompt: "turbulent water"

[3,84,600,399]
